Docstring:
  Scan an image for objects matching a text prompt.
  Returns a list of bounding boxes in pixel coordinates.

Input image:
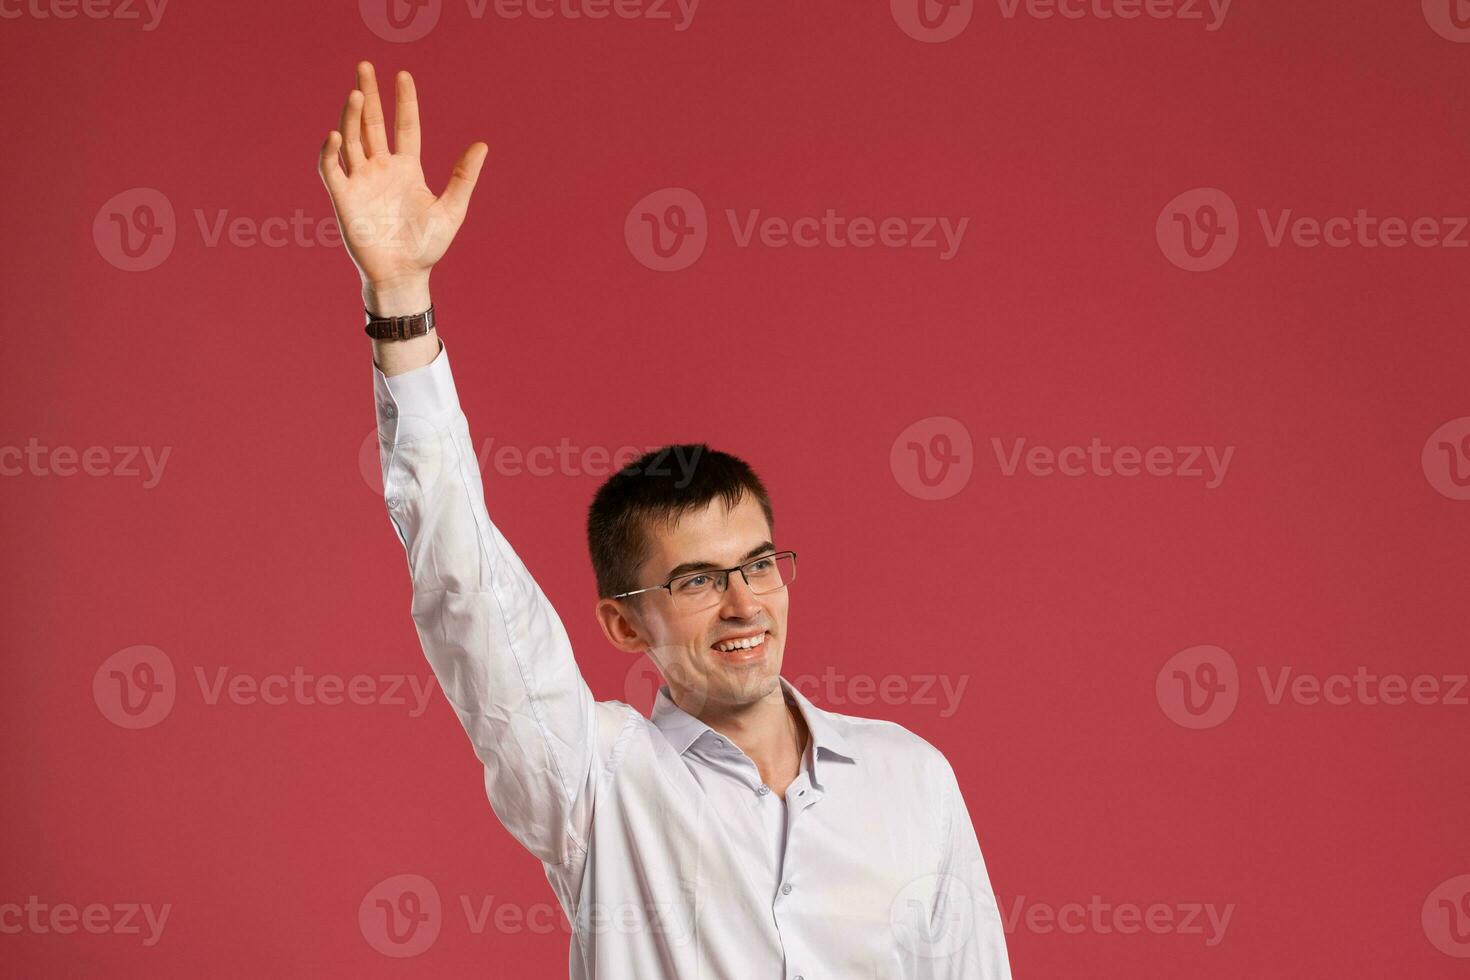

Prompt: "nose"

[717,569,763,617]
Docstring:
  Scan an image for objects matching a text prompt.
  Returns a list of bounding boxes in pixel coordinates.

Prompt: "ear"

[594,597,654,656]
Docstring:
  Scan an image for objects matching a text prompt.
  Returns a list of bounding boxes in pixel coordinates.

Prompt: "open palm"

[317,62,487,290]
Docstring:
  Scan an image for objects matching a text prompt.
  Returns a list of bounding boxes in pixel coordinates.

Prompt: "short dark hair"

[586,444,774,603]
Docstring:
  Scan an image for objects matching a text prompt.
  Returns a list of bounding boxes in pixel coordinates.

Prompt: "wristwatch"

[364,304,435,340]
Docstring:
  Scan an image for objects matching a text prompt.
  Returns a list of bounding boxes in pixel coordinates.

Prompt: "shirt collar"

[650,674,857,770]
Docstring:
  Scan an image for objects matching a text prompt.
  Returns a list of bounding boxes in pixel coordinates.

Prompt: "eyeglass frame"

[611,550,798,606]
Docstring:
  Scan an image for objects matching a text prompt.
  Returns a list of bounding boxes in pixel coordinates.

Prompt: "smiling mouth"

[711,631,768,662]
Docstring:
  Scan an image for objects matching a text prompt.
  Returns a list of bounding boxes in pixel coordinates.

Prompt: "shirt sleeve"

[373,339,599,867]
[924,757,1013,980]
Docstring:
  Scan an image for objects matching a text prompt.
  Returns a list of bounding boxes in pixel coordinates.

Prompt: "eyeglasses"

[613,550,798,613]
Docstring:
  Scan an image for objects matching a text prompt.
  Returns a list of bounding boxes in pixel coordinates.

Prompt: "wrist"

[363,275,432,317]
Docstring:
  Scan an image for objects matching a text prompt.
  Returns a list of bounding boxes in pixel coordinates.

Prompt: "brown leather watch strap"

[364,305,435,341]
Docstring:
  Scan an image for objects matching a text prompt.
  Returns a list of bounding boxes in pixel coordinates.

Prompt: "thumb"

[440,141,488,220]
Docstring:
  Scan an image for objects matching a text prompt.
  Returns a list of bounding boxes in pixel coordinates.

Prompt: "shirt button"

[757,785,770,796]
[780,883,793,895]
[386,495,401,509]
[382,403,397,419]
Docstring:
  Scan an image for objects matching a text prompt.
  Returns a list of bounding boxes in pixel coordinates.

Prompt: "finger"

[339,89,366,172]
[356,61,390,157]
[393,70,420,159]
[440,141,489,220]
[318,131,347,196]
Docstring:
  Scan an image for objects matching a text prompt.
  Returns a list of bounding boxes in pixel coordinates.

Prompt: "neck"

[688,679,810,789]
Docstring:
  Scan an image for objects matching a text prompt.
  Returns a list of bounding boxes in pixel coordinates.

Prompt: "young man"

[319,61,1012,979]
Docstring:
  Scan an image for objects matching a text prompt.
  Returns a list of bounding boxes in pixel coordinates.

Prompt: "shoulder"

[819,704,960,790]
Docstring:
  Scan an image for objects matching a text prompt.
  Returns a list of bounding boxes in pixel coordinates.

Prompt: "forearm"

[366,274,440,377]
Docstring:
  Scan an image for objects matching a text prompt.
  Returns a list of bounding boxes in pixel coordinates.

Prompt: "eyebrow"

[664,542,776,581]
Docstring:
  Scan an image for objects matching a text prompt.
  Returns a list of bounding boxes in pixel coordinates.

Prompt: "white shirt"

[373,339,1013,979]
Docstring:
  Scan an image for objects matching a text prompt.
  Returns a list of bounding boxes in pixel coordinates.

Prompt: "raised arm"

[318,63,601,866]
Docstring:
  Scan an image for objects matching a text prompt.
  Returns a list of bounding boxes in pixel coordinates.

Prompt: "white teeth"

[714,632,766,653]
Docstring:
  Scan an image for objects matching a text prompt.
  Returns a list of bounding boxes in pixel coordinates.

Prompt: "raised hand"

[317,62,488,317]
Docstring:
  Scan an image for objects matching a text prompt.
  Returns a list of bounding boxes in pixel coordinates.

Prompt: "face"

[596,493,788,715]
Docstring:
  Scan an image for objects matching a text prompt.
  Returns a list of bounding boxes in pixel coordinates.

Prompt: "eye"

[747,558,775,573]
[677,574,711,591]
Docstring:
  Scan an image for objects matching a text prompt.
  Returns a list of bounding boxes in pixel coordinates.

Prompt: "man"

[318,60,1012,979]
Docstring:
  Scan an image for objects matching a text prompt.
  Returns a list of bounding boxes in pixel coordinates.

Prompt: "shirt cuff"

[372,338,461,442]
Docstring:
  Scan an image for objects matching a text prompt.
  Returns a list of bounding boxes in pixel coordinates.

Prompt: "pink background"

[4,0,1469,975]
